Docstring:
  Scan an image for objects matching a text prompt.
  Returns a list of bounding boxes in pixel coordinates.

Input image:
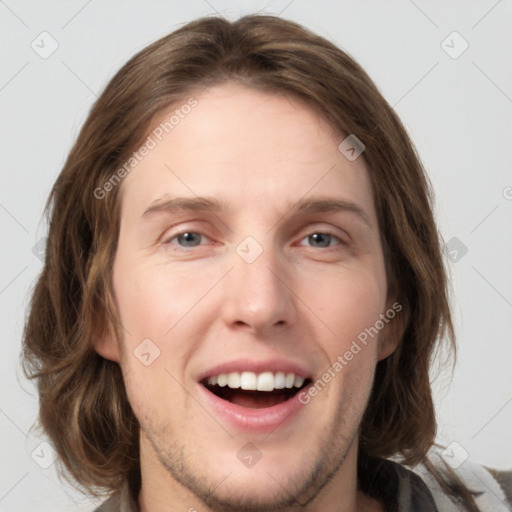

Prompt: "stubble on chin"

[138,404,359,512]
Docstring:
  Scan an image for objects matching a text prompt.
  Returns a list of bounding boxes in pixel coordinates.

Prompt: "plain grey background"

[1,0,511,510]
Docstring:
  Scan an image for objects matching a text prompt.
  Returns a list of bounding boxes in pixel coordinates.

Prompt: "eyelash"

[163,230,347,251]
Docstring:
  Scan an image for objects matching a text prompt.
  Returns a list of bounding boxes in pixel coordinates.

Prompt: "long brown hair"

[22,13,478,509]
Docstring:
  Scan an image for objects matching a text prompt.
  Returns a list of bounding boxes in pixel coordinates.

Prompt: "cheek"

[326,266,387,400]
[301,263,387,351]
[291,262,386,416]
[111,254,221,404]
[112,262,196,422]
[112,254,214,342]
[307,272,384,421]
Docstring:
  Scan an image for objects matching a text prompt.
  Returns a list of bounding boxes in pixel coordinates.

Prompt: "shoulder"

[407,446,512,512]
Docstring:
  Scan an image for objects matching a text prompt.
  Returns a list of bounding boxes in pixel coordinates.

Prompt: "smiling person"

[22,14,511,512]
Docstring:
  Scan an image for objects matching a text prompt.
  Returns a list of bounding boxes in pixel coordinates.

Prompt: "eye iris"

[178,232,201,247]
[309,233,331,247]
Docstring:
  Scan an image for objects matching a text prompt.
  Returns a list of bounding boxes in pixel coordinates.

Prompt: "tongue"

[216,388,293,409]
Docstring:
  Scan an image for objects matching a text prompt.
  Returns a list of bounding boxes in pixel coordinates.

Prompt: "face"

[98,82,397,511]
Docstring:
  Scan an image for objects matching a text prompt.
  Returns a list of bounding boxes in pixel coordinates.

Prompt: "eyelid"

[296,232,347,249]
[159,220,212,243]
[163,230,212,247]
[296,223,350,244]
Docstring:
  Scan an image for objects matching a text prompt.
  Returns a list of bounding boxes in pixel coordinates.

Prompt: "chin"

[196,474,308,512]
[153,437,323,511]
[189,446,330,511]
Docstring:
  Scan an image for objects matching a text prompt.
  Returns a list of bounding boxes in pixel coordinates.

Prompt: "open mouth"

[201,371,311,409]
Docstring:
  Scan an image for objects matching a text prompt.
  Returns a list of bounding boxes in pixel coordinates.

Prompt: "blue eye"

[299,232,342,248]
[164,231,344,251]
[168,232,205,247]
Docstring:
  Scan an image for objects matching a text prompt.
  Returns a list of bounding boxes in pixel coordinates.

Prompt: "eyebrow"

[142,196,227,218]
[292,197,371,227]
[141,195,372,227]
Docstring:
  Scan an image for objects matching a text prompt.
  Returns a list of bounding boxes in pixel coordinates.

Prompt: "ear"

[377,301,405,361]
[93,321,121,363]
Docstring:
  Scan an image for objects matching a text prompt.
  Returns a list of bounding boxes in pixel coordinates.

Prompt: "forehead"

[119,82,376,222]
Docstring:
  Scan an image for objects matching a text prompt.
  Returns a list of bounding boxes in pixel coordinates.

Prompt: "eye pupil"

[178,232,201,247]
[309,233,330,247]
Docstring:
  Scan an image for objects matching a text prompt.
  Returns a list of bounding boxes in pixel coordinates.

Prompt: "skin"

[95,82,400,512]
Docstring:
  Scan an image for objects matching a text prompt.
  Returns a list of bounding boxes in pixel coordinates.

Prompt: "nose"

[221,241,297,336]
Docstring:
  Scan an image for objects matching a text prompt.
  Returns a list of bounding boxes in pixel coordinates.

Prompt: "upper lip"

[196,358,312,382]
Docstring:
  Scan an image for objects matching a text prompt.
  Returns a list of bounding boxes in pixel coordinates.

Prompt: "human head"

[22,13,453,505]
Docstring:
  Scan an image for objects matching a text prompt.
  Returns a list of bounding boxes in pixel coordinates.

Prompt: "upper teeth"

[206,371,305,392]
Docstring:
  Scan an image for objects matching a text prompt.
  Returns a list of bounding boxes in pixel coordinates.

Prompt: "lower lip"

[197,383,310,433]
